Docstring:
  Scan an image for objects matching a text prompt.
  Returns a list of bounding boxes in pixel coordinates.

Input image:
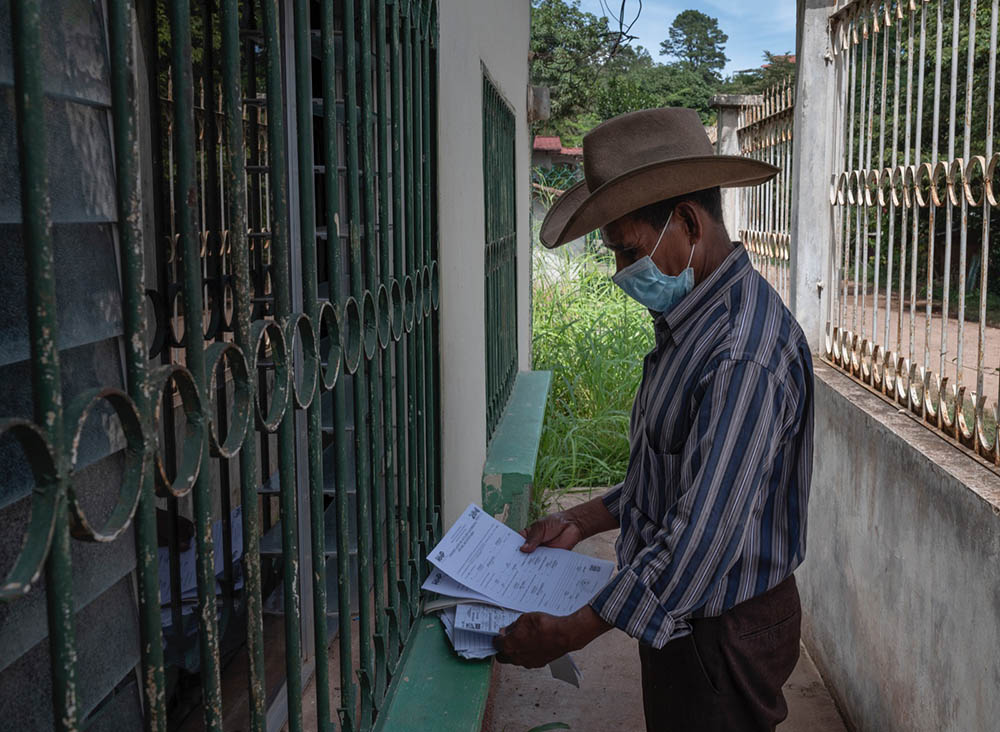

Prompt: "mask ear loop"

[684,238,696,269]
[649,210,674,258]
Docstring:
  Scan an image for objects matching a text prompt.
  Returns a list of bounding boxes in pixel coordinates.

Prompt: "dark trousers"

[639,575,801,732]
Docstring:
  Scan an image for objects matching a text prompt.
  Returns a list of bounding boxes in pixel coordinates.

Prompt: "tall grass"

[531,248,654,516]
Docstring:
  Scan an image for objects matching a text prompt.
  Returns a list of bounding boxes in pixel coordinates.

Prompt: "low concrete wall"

[799,363,1000,732]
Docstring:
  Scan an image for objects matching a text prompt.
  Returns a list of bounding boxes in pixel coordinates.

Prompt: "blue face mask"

[611,211,696,314]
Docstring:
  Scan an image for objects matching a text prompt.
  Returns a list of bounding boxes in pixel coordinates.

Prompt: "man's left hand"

[493,605,612,668]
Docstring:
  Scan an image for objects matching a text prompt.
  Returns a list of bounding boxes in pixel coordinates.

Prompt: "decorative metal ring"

[389,278,404,341]
[964,155,987,207]
[421,265,432,316]
[403,275,416,333]
[414,271,425,325]
[362,290,378,360]
[829,326,841,364]
[833,170,848,206]
[150,364,204,498]
[64,387,147,543]
[913,162,934,208]
[890,165,904,208]
[975,395,997,459]
[376,284,391,349]
[0,420,59,599]
[204,342,252,457]
[930,160,948,208]
[902,165,916,209]
[168,284,185,349]
[343,296,363,374]
[203,279,224,341]
[947,157,965,207]
[221,276,236,333]
[871,344,884,391]
[318,300,343,391]
[865,169,879,207]
[251,319,290,433]
[986,152,1000,207]
[847,169,861,206]
[877,167,892,208]
[145,288,168,359]
[286,313,319,410]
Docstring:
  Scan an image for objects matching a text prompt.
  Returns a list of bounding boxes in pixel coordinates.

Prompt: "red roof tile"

[533,136,562,151]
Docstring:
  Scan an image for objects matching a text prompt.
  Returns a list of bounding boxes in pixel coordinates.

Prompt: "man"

[494,108,813,731]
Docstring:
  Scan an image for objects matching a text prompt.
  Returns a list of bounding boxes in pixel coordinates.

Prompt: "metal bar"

[221,0,267,726]
[389,0,416,629]
[376,0,402,670]
[403,0,421,612]
[108,0,167,727]
[414,2,429,573]
[166,2,226,726]
[320,1,357,726]
[956,0,978,389]
[291,0,333,726]
[359,0,390,706]
[261,0,305,727]
[977,0,997,447]
[10,0,77,728]
[343,0,376,722]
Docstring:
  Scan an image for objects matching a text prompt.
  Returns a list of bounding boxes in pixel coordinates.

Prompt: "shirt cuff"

[601,483,623,521]
[589,567,675,649]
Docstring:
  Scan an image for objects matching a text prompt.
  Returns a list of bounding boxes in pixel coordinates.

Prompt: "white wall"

[436,0,532,528]
[801,364,1000,732]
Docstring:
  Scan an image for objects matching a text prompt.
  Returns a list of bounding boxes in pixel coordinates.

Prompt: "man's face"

[600,208,694,278]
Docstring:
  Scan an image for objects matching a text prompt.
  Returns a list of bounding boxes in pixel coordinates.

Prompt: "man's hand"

[493,605,612,668]
[519,496,619,553]
[519,512,584,553]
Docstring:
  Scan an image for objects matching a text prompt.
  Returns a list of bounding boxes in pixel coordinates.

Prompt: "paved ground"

[484,489,848,732]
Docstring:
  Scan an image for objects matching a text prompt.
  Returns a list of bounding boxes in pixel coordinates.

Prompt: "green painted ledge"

[376,370,551,731]
[482,370,553,532]
[374,618,493,732]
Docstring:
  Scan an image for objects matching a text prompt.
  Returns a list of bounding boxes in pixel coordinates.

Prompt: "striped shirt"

[589,245,813,650]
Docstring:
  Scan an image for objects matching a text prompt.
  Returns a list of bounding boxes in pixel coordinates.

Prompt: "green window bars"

[483,73,518,442]
[0,0,441,730]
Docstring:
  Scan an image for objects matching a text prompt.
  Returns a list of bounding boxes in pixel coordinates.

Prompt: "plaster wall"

[799,363,1000,732]
[435,0,532,529]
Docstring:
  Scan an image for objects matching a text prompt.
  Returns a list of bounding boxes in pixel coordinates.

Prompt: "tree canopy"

[530,2,796,143]
[659,9,729,82]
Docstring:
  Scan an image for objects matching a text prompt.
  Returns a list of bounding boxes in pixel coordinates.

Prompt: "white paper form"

[422,568,497,606]
[427,504,615,616]
[454,604,522,636]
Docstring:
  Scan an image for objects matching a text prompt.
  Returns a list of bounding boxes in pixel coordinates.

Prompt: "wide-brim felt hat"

[539,107,779,249]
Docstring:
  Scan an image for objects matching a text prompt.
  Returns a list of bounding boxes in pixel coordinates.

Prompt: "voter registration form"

[426,504,615,616]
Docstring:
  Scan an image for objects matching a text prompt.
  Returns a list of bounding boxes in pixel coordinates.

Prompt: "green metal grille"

[483,73,518,442]
[0,1,440,730]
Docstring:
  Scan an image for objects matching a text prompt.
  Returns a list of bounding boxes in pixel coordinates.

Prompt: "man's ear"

[673,201,703,244]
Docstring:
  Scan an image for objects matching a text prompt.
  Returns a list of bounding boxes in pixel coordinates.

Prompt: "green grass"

[531,248,654,517]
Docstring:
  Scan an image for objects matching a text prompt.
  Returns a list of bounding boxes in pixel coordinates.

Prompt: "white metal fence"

[825,0,1000,462]
[737,81,796,302]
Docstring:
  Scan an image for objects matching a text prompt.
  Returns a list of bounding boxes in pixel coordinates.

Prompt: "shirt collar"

[654,244,753,346]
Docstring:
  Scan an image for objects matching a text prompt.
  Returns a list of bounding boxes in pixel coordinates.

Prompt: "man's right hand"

[519,495,620,553]
[519,512,585,553]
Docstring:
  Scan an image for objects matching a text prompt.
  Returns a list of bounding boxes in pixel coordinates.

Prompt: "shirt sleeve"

[589,358,789,649]
[601,481,625,521]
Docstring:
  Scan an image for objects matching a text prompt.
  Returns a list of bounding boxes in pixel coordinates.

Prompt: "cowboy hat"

[539,107,778,249]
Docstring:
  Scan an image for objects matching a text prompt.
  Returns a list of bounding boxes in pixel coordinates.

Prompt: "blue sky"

[575,0,797,76]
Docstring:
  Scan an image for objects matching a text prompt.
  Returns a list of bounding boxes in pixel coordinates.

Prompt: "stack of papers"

[422,504,616,686]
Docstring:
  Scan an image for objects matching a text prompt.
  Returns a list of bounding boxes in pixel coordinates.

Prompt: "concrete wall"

[436,0,532,529]
[799,363,1000,732]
